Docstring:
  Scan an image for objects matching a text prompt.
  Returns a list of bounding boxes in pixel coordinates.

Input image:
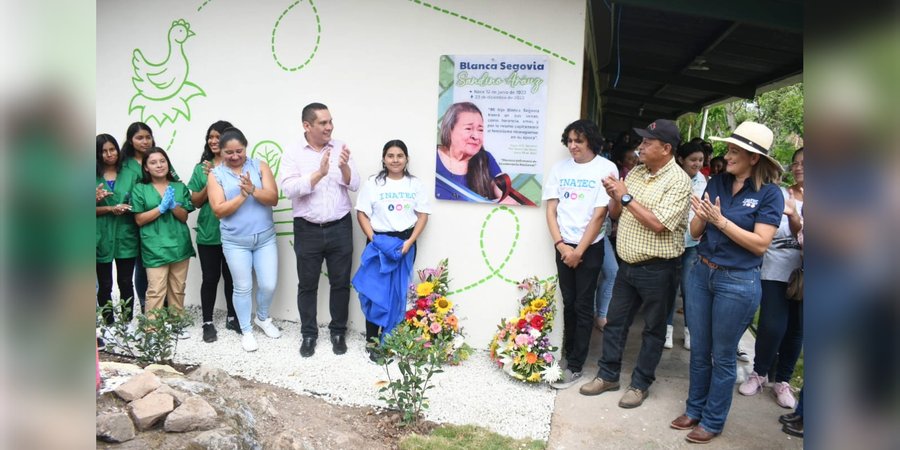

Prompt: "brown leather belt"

[699,255,720,270]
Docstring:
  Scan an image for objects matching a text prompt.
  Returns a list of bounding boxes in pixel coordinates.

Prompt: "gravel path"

[173,307,556,440]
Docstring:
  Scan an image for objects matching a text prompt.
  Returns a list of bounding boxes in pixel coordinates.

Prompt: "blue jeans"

[668,245,698,326]
[597,258,677,390]
[594,236,618,319]
[753,280,803,382]
[221,227,278,333]
[685,261,761,434]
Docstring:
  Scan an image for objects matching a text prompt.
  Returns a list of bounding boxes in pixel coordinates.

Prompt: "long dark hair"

[96,134,122,177]
[140,147,176,184]
[439,102,496,199]
[121,122,154,160]
[375,139,412,185]
[465,151,495,199]
[199,120,234,163]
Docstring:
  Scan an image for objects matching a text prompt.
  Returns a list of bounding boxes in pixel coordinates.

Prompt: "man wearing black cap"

[579,119,691,409]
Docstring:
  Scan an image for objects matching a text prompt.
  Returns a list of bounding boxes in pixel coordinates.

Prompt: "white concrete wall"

[97,0,587,346]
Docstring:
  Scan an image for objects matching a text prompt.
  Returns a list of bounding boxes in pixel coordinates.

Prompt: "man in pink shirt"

[279,103,360,357]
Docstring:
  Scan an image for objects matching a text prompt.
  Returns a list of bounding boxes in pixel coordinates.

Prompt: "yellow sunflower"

[530,299,548,310]
[435,297,453,315]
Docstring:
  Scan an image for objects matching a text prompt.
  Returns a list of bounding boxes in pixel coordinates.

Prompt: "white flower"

[529,328,541,338]
[541,361,561,383]
[500,354,514,373]
[453,335,466,349]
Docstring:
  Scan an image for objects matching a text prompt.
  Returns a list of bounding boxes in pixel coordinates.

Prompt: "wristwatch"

[621,194,633,207]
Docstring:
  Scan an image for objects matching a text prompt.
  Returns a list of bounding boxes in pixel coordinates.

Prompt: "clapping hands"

[691,193,725,228]
[158,185,176,213]
[239,171,256,197]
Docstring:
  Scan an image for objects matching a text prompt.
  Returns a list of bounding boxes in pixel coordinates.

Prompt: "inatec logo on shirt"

[387,203,411,212]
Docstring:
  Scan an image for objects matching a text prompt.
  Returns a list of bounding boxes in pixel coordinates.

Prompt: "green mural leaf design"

[251,140,284,178]
[271,0,322,72]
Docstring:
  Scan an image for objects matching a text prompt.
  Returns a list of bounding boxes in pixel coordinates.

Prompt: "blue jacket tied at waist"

[352,235,415,339]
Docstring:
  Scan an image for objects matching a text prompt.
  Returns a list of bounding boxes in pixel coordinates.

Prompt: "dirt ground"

[97,354,436,449]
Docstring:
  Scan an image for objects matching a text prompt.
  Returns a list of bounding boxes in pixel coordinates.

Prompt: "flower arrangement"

[489,277,561,383]
[401,259,471,364]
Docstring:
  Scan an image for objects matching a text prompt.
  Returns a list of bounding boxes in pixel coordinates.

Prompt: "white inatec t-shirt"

[542,155,617,244]
[355,175,432,232]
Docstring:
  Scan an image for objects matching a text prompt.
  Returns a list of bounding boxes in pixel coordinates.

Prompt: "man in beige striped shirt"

[578,119,691,409]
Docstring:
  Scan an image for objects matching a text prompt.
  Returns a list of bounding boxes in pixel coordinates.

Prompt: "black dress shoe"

[782,420,803,438]
[299,337,317,357]
[779,412,802,425]
[331,335,347,355]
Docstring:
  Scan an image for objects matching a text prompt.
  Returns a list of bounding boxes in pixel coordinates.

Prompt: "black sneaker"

[202,323,217,343]
[225,317,242,335]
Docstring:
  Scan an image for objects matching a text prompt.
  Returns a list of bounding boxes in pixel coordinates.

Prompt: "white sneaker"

[177,329,191,340]
[241,332,259,352]
[664,325,674,349]
[683,327,691,350]
[254,317,281,339]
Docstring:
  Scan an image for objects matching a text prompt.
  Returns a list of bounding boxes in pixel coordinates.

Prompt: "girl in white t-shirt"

[355,140,431,358]
[543,120,617,388]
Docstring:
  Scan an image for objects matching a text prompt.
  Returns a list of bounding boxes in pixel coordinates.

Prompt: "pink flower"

[424,342,432,348]
[430,322,442,334]
[515,333,529,346]
[543,353,554,363]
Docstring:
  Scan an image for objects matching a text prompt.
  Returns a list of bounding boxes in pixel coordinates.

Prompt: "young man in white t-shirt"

[543,119,618,389]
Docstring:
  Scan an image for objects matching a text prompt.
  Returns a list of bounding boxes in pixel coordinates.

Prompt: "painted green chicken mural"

[128,19,206,126]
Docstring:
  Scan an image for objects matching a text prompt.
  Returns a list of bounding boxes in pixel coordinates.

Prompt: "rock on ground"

[96,412,136,443]
[115,371,161,402]
[267,429,316,450]
[129,392,174,431]
[188,428,241,450]
[164,396,218,433]
[145,364,183,376]
[152,384,187,406]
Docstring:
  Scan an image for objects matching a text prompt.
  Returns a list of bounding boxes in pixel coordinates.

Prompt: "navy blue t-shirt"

[697,173,784,270]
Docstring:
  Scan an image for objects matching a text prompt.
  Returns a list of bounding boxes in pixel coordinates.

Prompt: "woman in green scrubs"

[132,147,195,339]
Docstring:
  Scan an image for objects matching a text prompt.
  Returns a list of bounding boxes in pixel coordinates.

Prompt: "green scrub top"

[131,181,196,268]
[187,162,222,246]
[113,163,143,259]
[96,176,116,263]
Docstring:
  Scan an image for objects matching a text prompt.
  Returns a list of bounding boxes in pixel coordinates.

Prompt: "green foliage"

[678,83,804,173]
[376,323,448,426]
[97,298,193,365]
[399,424,546,450]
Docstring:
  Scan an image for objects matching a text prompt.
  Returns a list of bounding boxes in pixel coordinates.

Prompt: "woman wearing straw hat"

[669,122,784,444]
